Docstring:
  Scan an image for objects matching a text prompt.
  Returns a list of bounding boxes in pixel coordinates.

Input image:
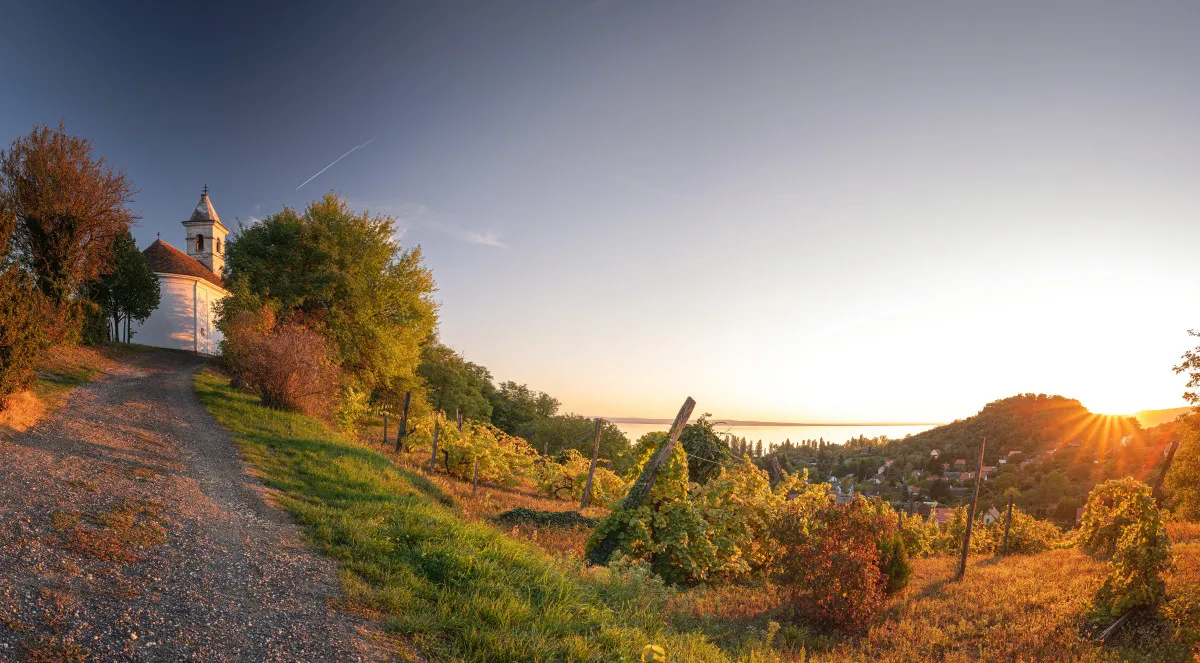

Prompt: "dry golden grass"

[55,498,167,565]
[1168,521,1200,544]
[1,344,120,437]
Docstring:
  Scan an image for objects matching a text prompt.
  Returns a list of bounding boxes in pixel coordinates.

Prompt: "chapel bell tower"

[183,185,229,275]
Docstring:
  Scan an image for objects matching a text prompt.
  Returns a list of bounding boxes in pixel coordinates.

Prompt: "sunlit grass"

[194,369,738,663]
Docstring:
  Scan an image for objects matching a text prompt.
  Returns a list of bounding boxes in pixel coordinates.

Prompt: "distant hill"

[758,393,1181,522]
[1131,406,1194,429]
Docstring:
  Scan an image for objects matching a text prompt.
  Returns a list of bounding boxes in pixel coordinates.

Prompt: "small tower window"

[197,234,204,251]
[216,238,221,253]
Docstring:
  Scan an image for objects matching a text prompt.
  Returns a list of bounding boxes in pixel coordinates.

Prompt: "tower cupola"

[182,185,229,274]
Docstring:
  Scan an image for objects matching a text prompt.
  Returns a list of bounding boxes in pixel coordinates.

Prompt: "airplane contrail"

[296,137,376,190]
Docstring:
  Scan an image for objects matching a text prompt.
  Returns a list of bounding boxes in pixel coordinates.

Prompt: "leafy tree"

[417,341,493,421]
[1175,329,1200,409]
[91,230,160,341]
[224,192,437,394]
[488,380,560,438]
[1,123,136,335]
[528,413,629,460]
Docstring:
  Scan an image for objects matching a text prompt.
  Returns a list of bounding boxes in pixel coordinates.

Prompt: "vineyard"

[190,373,1198,663]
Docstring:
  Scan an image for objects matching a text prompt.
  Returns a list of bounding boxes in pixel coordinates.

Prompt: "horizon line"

[600,417,948,427]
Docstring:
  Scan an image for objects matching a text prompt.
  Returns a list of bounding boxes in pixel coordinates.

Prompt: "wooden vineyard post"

[1152,438,1180,505]
[395,391,411,452]
[587,397,696,567]
[456,409,464,431]
[473,459,479,493]
[1000,494,1014,556]
[580,418,603,509]
[429,416,440,473]
[955,437,987,581]
[382,402,388,446]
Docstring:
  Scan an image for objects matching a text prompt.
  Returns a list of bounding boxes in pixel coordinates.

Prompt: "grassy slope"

[195,369,1200,663]
[194,370,738,663]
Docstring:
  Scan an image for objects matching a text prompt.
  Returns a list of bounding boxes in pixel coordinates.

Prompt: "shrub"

[997,507,1064,554]
[774,496,910,631]
[535,448,629,508]
[241,322,341,417]
[406,412,538,487]
[0,266,50,406]
[1078,478,1172,622]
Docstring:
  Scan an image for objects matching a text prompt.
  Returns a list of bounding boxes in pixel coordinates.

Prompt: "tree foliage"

[1175,329,1200,408]
[224,192,437,394]
[417,341,494,421]
[488,380,560,439]
[528,414,629,461]
[1164,415,1200,520]
[0,123,136,325]
[0,266,50,405]
[91,230,160,341]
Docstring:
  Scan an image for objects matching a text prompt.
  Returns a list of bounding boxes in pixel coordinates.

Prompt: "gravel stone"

[0,350,393,662]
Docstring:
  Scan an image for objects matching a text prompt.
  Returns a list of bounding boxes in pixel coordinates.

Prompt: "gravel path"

[0,350,393,662]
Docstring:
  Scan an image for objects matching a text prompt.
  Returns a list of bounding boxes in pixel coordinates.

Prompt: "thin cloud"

[296,137,376,190]
[364,200,507,248]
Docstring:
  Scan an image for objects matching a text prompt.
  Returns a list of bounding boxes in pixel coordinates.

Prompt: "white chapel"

[134,188,230,354]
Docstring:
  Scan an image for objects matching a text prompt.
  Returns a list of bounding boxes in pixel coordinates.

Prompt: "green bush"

[0,266,49,405]
[1077,478,1172,622]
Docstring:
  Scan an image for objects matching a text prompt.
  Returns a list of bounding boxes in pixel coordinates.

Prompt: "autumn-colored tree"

[1,123,136,336]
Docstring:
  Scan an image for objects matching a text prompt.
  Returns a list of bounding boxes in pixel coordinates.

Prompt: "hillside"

[1133,406,1195,429]
[758,394,1181,522]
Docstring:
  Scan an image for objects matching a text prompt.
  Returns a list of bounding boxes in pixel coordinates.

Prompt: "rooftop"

[143,239,224,288]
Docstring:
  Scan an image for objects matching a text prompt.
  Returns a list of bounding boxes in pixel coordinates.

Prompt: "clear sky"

[3,2,1197,422]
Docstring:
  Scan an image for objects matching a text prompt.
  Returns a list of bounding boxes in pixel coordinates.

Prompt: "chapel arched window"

[197,234,204,251]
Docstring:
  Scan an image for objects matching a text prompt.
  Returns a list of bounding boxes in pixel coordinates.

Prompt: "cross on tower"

[202,184,209,196]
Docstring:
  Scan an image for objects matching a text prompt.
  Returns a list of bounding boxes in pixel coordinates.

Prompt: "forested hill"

[891,393,1145,464]
[755,393,1181,521]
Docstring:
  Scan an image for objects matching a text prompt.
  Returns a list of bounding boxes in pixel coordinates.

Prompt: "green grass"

[193,369,744,663]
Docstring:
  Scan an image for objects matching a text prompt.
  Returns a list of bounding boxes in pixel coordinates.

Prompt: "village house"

[982,506,1003,524]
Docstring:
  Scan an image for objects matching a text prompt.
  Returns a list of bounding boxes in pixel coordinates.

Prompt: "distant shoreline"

[603,417,946,427]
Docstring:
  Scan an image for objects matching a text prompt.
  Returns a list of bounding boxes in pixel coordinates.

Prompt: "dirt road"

[0,350,390,661]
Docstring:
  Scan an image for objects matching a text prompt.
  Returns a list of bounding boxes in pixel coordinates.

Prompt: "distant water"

[612,423,936,447]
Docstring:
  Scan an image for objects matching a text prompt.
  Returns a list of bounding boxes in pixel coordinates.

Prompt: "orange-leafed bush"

[775,497,910,631]
[241,322,340,417]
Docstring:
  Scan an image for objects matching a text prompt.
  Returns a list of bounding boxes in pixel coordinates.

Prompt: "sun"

[1082,392,1137,417]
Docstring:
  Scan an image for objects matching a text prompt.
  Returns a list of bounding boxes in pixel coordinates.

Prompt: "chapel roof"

[143,239,224,288]
[184,189,227,231]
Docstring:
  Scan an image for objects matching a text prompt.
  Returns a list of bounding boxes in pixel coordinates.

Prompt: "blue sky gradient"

[3,1,1198,421]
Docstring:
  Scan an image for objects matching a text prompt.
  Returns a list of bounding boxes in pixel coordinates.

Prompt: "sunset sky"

[2,2,1198,422]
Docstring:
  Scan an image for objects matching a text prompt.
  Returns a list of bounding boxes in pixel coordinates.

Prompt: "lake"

[611,422,937,447]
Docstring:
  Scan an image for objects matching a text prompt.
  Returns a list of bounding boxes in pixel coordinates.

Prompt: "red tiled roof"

[143,239,224,288]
